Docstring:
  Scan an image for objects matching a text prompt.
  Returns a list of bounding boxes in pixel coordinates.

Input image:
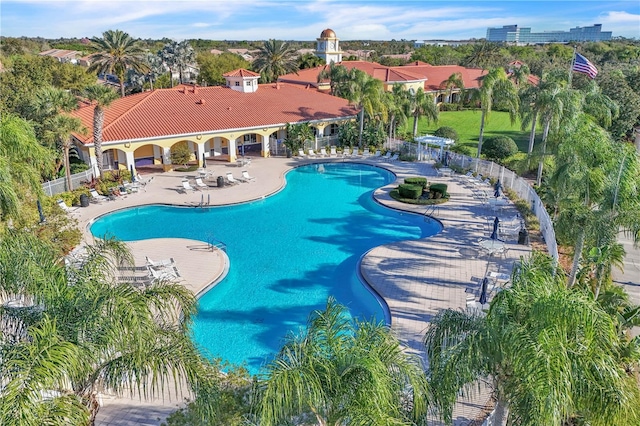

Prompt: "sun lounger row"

[297,146,398,161]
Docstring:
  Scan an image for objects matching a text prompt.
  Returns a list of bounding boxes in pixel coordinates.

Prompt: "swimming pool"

[90,163,441,374]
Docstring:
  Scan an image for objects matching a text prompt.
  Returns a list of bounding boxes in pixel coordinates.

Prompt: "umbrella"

[202,153,207,168]
[37,200,46,223]
[479,277,489,305]
[490,216,500,240]
[130,165,136,182]
[493,179,503,197]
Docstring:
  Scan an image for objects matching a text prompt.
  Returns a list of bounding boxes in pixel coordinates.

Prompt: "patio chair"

[226,172,242,184]
[342,147,351,157]
[308,149,317,158]
[89,189,108,203]
[241,170,256,182]
[148,265,180,281]
[298,149,307,158]
[181,179,198,192]
[351,147,360,157]
[195,177,209,189]
[145,256,175,269]
[381,151,391,160]
[372,150,382,159]
[362,148,370,157]
[330,146,338,157]
[388,153,399,162]
[57,199,79,213]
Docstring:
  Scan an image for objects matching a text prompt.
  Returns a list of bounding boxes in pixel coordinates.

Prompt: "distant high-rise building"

[486,24,612,44]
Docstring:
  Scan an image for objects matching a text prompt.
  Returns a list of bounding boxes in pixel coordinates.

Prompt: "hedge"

[398,183,423,199]
[430,183,448,198]
[404,177,428,189]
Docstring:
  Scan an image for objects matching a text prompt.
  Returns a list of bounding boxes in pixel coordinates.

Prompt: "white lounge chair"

[57,199,79,213]
[194,177,209,189]
[330,146,338,157]
[351,148,360,157]
[148,265,180,281]
[372,150,381,159]
[241,170,256,182]
[181,180,198,192]
[89,189,108,203]
[145,256,175,268]
[343,147,351,157]
[308,149,317,158]
[298,149,307,158]
[319,147,328,157]
[226,172,242,184]
[388,153,399,162]
[362,148,370,157]
[381,151,391,160]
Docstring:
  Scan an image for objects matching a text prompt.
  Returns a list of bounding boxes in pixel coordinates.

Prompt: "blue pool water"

[90,163,441,374]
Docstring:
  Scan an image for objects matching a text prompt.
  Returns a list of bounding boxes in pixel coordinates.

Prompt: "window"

[245,80,251,86]
[235,81,240,86]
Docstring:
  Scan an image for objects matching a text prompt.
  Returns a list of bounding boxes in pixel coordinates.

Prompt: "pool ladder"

[424,205,439,222]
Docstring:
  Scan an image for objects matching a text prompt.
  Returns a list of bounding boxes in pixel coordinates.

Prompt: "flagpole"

[568,46,576,87]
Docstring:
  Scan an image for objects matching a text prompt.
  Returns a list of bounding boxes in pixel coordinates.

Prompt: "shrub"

[482,136,518,161]
[170,142,193,166]
[430,183,448,198]
[404,177,427,189]
[434,126,459,142]
[398,183,423,199]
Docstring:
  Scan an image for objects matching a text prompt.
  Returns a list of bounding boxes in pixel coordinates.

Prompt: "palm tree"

[160,40,196,85]
[257,297,429,425]
[440,72,464,104]
[507,63,530,88]
[298,52,325,70]
[0,115,52,222]
[43,114,86,191]
[83,84,119,178]
[385,84,410,140]
[463,41,504,70]
[424,252,640,425]
[317,62,350,97]
[0,232,221,425]
[252,39,299,83]
[344,69,387,147]
[469,67,519,158]
[89,29,150,97]
[410,87,439,138]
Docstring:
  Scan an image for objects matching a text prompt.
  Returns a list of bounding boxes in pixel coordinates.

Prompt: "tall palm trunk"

[493,398,509,426]
[569,231,586,287]
[536,121,551,186]
[93,107,105,178]
[358,108,365,148]
[477,109,487,158]
[412,114,419,137]
[63,141,72,191]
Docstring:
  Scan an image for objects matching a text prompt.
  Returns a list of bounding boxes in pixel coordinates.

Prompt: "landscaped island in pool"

[90,163,442,374]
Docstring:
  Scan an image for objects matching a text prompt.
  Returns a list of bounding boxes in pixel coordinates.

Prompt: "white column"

[196,142,206,167]
[125,151,136,176]
[228,137,237,162]
[262,135,270,157]
[163,147,172,165]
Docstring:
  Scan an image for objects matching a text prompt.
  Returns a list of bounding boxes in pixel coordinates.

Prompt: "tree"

[83,84,119,178]
[283,122,313,154]
[344,69,387,147]
[298,52,325,70]
[409,87,439,138]
[197,52,250,86]
[252,39,299,83]
[257,297,429,426]
[440,72,464,104]
[424,252,640,426]
[507,63,530,88]
[0,115,53,222]
[469,67,519,158]
[482,135,518,161]
[0,232,222,425]
[385,84,410,140]
[317,63,350,97]
[43,114,87,190]
[89,29,150,97]
[463,41,505,70]
[161,40,197,85]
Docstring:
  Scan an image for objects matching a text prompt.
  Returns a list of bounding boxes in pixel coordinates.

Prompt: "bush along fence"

[42,169,94,197]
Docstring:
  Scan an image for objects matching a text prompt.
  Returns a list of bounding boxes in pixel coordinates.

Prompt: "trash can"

[217,176,225,188]
[80,194,90,207]
[518,228,529,245]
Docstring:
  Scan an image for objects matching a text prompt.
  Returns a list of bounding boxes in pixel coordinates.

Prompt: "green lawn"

[402,110,537,156]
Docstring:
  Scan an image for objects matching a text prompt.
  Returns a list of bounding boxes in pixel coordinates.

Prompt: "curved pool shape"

[91,163,442,374]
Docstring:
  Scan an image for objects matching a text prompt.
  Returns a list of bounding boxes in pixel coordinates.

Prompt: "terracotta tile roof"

[222,69,260,77]
[71,83,358,145]
[278,60,486,93]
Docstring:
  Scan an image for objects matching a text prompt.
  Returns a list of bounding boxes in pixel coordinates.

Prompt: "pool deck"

[76,156,531,426]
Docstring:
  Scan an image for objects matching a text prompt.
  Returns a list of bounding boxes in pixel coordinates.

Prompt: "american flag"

[572,53,598,79]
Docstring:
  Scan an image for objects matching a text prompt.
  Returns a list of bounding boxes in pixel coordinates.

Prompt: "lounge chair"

[381,151,391,160]
[89,189,108,203]
[298,149,307,158]
[388,153,399,162]
[194,177,209,189]
[319,147,327,157]
[57,199,79,213]
[351,147,360,157]
[148,265,180,281]
[226,172,242,184]
[241,170,256,182]
[362,148,370,157]
[308,149,317,158]
[181,179,198,192]
[343,147,351,157]
[145,256,175,268]
[330,146,338,157]
[372,150,382,159]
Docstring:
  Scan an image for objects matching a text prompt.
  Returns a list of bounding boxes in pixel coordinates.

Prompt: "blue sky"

[1,0,638,41]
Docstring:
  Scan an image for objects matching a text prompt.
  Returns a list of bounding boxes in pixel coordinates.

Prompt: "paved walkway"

[73,156,529,425]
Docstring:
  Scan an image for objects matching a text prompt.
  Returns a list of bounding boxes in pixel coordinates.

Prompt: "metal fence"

[390,139,558,261]
[42,169,94,197]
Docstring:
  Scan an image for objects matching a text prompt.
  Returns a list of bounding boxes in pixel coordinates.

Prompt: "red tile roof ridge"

[101,91,156,139]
